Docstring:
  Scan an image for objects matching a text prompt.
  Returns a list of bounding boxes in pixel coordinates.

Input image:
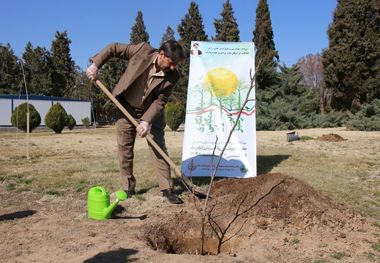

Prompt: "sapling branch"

[197,62,262,254]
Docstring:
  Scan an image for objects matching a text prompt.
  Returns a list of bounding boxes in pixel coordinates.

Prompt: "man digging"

[86,40,185,204]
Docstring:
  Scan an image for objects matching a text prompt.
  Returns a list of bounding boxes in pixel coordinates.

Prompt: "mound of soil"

[145,173,363,255]
[316,133,346,142]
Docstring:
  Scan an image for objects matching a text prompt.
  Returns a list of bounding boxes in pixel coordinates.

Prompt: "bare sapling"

[188,62,264,254]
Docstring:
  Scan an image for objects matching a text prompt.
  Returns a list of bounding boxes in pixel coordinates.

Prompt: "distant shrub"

[256,105,350,130]
[11,102,41,132]
[165,101,185,131]
[82,117,90,128]
[256,98,311,131]
[66,114,76,130]
[346,99,380,131]
[309,111,347,128]
[256,116,279,131]
[45,103,68,133]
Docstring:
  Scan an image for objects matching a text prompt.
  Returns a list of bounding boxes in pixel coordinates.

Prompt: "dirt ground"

[1,172,379,263]
[316,133,347,142]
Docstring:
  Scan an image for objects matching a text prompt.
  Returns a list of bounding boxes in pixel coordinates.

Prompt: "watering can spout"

[103,190,128,219]
[103,200,118,219]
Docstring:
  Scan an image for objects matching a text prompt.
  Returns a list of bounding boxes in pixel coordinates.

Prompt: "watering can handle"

[94,186,107,195]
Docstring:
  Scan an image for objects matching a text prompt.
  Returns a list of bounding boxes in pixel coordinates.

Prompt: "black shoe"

[125,189,136,198]
[126,178,136,197]
[162,189,183,204]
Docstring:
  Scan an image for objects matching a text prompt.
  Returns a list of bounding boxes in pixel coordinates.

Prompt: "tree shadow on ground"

[257,154,291,175]
[173,154,291,194]
[83,248,138,263]
[0,210,37,222]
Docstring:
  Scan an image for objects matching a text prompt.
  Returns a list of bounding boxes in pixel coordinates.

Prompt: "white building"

[0,95,92,126]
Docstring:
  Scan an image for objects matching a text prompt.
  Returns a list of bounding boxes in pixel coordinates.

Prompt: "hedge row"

[11,102,85,133]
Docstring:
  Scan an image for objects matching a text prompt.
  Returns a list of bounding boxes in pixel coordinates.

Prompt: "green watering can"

[87,186,128,220]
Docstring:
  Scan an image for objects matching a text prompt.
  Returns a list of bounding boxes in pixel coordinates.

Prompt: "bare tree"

[190,62,266,254]
[297,53,330,112]
[207,178,285,253]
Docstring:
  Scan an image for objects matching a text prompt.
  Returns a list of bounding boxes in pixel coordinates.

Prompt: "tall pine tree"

[160,26,175,46]
[130,11,150,44]
[96,55,126,123]
[22,42,52,95]
[214,0,240,41]
[50,31,75,97]
[0,43,21,94]
[96,11,151,123]
[176,1,208,104]
[99,10,150,90]
[322,0,380,111]
[253,0,279,90]
[69,68,92,100]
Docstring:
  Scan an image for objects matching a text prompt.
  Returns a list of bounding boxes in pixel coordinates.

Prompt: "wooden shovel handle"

[95,80,182,177]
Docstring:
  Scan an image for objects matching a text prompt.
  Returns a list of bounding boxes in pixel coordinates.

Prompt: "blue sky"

[1,0,337,70]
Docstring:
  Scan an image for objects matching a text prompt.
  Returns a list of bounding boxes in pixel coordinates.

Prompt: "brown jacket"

[91,42,180,124]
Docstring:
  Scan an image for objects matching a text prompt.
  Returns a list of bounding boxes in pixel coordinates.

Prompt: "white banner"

[181,41,256,178]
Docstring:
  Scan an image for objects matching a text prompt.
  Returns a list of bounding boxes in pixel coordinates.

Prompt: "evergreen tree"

[22,42,34,92]
[100,10,150,92]
[256,65,320,130]
[45,103,68,133]
[130,11,150,44]
[176,1,208,104]
[322,0,380,111]
[253,0,279,90]
[214,0,240,42]
[22,42,52,95]
[346,99,380,131]
[69,68,92,100]
[11,102,41,132]
[66,114,76,130]
[96,11,150,124]
[50,31,75,97]
[160,26,176,46]
[0,43,21,94]
[96,57,124,123]
[165,101,185,131]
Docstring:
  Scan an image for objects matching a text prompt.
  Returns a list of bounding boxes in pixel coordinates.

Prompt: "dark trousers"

[115,111,172,191]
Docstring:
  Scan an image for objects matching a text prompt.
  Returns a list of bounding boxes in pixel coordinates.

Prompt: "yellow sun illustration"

[204,68,239,97]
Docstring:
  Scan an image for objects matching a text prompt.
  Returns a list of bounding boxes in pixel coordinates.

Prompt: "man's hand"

[86,63,98,81]
[136,121,151,137]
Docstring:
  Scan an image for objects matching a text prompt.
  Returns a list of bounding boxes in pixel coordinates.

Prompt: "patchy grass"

[0,127,379,222]
[299,135,314,141]
[331,251,345,260]
[365,251,380,262]
[372,242,380,252]
[257,128,380,221]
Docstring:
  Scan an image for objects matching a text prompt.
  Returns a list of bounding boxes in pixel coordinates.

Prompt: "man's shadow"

[83,248,139,263]
[0,210,37,222]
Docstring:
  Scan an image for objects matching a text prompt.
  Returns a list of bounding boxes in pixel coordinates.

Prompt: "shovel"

[95,80,207,198]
